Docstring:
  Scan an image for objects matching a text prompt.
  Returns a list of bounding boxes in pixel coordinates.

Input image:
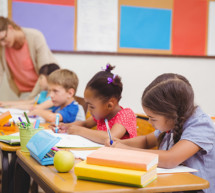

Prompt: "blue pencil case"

[26,130,61,166]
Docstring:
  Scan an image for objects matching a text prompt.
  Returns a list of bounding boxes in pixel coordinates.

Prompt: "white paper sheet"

[77,0,118,52]
[45,130,103,148]
[0,0,8,17]
[157,165,198,174]
[207,2,215,56]
[70,150,96,160]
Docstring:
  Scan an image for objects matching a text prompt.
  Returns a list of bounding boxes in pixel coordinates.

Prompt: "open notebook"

[10,130,103,148]
[45,130,103,148]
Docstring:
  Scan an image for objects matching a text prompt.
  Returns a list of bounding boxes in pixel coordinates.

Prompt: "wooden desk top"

[0,142,20,152]
[0,123,50,152]
[16,150,209,193]
[0,125,20,151]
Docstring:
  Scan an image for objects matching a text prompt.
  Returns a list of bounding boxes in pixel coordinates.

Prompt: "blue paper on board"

[120,6,172,50]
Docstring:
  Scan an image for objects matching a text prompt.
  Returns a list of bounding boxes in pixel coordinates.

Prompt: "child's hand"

[28,109,37,116]
[49,123,69,133]
[67,125,82,134]
[104,137,120,147]
[105,138,130,149]
[0,101,9,107]
[0,101,4,107]
[29,105,35,111]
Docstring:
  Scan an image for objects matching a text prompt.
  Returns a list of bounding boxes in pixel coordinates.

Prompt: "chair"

[136,114,157,149]
[136,113,155,136]
[74,96,88,114]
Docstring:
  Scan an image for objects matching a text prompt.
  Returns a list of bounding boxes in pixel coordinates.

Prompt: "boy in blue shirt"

[28,69,85,123]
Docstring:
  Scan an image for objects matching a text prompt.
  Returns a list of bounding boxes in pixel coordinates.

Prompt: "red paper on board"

[12,0,74,6]
[172,0,207,56]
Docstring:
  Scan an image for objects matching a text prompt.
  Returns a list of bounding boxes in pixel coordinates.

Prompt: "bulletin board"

[9,0,215,57]
[0,0,12,17]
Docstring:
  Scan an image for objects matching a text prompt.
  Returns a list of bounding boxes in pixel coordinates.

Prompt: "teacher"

[0,16,58,99]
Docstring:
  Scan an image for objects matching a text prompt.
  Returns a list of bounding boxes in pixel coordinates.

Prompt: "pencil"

[55,114,60,133]
[104,119,113,145]
[34,94,40,107]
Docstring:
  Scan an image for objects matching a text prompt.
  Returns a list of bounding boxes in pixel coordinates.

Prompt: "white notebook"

[45,130,103,148]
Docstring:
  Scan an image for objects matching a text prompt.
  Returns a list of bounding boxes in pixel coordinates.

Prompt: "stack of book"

[74,147,158,187]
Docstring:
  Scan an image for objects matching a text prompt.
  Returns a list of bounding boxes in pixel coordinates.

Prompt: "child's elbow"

[162,161,179,169]
[159,154,181,168]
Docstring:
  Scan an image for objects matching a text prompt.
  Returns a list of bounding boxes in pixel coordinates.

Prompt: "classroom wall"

[1,53,215,115]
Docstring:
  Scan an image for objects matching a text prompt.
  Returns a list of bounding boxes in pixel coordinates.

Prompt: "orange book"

[86,147,158,171]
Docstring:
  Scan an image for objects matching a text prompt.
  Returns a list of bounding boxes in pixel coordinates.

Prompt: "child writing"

[0,63,60,110]
[53,64,137,144]
[28,69,85,123]
[106,73,215,193]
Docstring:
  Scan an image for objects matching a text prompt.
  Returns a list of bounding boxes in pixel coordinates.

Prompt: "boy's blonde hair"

[48,69,79,94]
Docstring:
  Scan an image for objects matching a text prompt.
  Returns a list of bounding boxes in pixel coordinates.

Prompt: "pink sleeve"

[114,108,137,138]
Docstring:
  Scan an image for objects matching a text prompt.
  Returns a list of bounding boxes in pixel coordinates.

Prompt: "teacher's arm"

[27,80,41,100]
[0,48,5,85]
[27,29,58,100]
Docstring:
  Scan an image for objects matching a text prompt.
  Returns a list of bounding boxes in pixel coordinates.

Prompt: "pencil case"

[26,130,61,166]
[0,111,16,131]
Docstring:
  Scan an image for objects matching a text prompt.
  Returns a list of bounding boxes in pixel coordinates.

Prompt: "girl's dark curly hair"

[86,64,123,102]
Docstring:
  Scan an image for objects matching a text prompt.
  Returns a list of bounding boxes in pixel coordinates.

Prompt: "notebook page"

[70,150,96,160]
[44,130,103,148]
[157,165,198,174]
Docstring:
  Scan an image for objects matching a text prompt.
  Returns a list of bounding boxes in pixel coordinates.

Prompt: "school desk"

[0,125,20,193]
[0,123,49,193]
[0,142,20,193]
[14,150,209,193]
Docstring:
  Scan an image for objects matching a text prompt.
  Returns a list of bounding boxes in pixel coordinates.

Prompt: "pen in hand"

[34,119,40,129]
[55,114,60,133]
[34,94,40,107]
[105,119,113,145]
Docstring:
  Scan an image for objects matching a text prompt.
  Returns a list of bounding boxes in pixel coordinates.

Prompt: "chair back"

[136,114,155,136]
[75,96,88,114]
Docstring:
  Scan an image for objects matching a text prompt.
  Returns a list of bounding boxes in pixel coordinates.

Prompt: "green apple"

[54,150,75,173]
